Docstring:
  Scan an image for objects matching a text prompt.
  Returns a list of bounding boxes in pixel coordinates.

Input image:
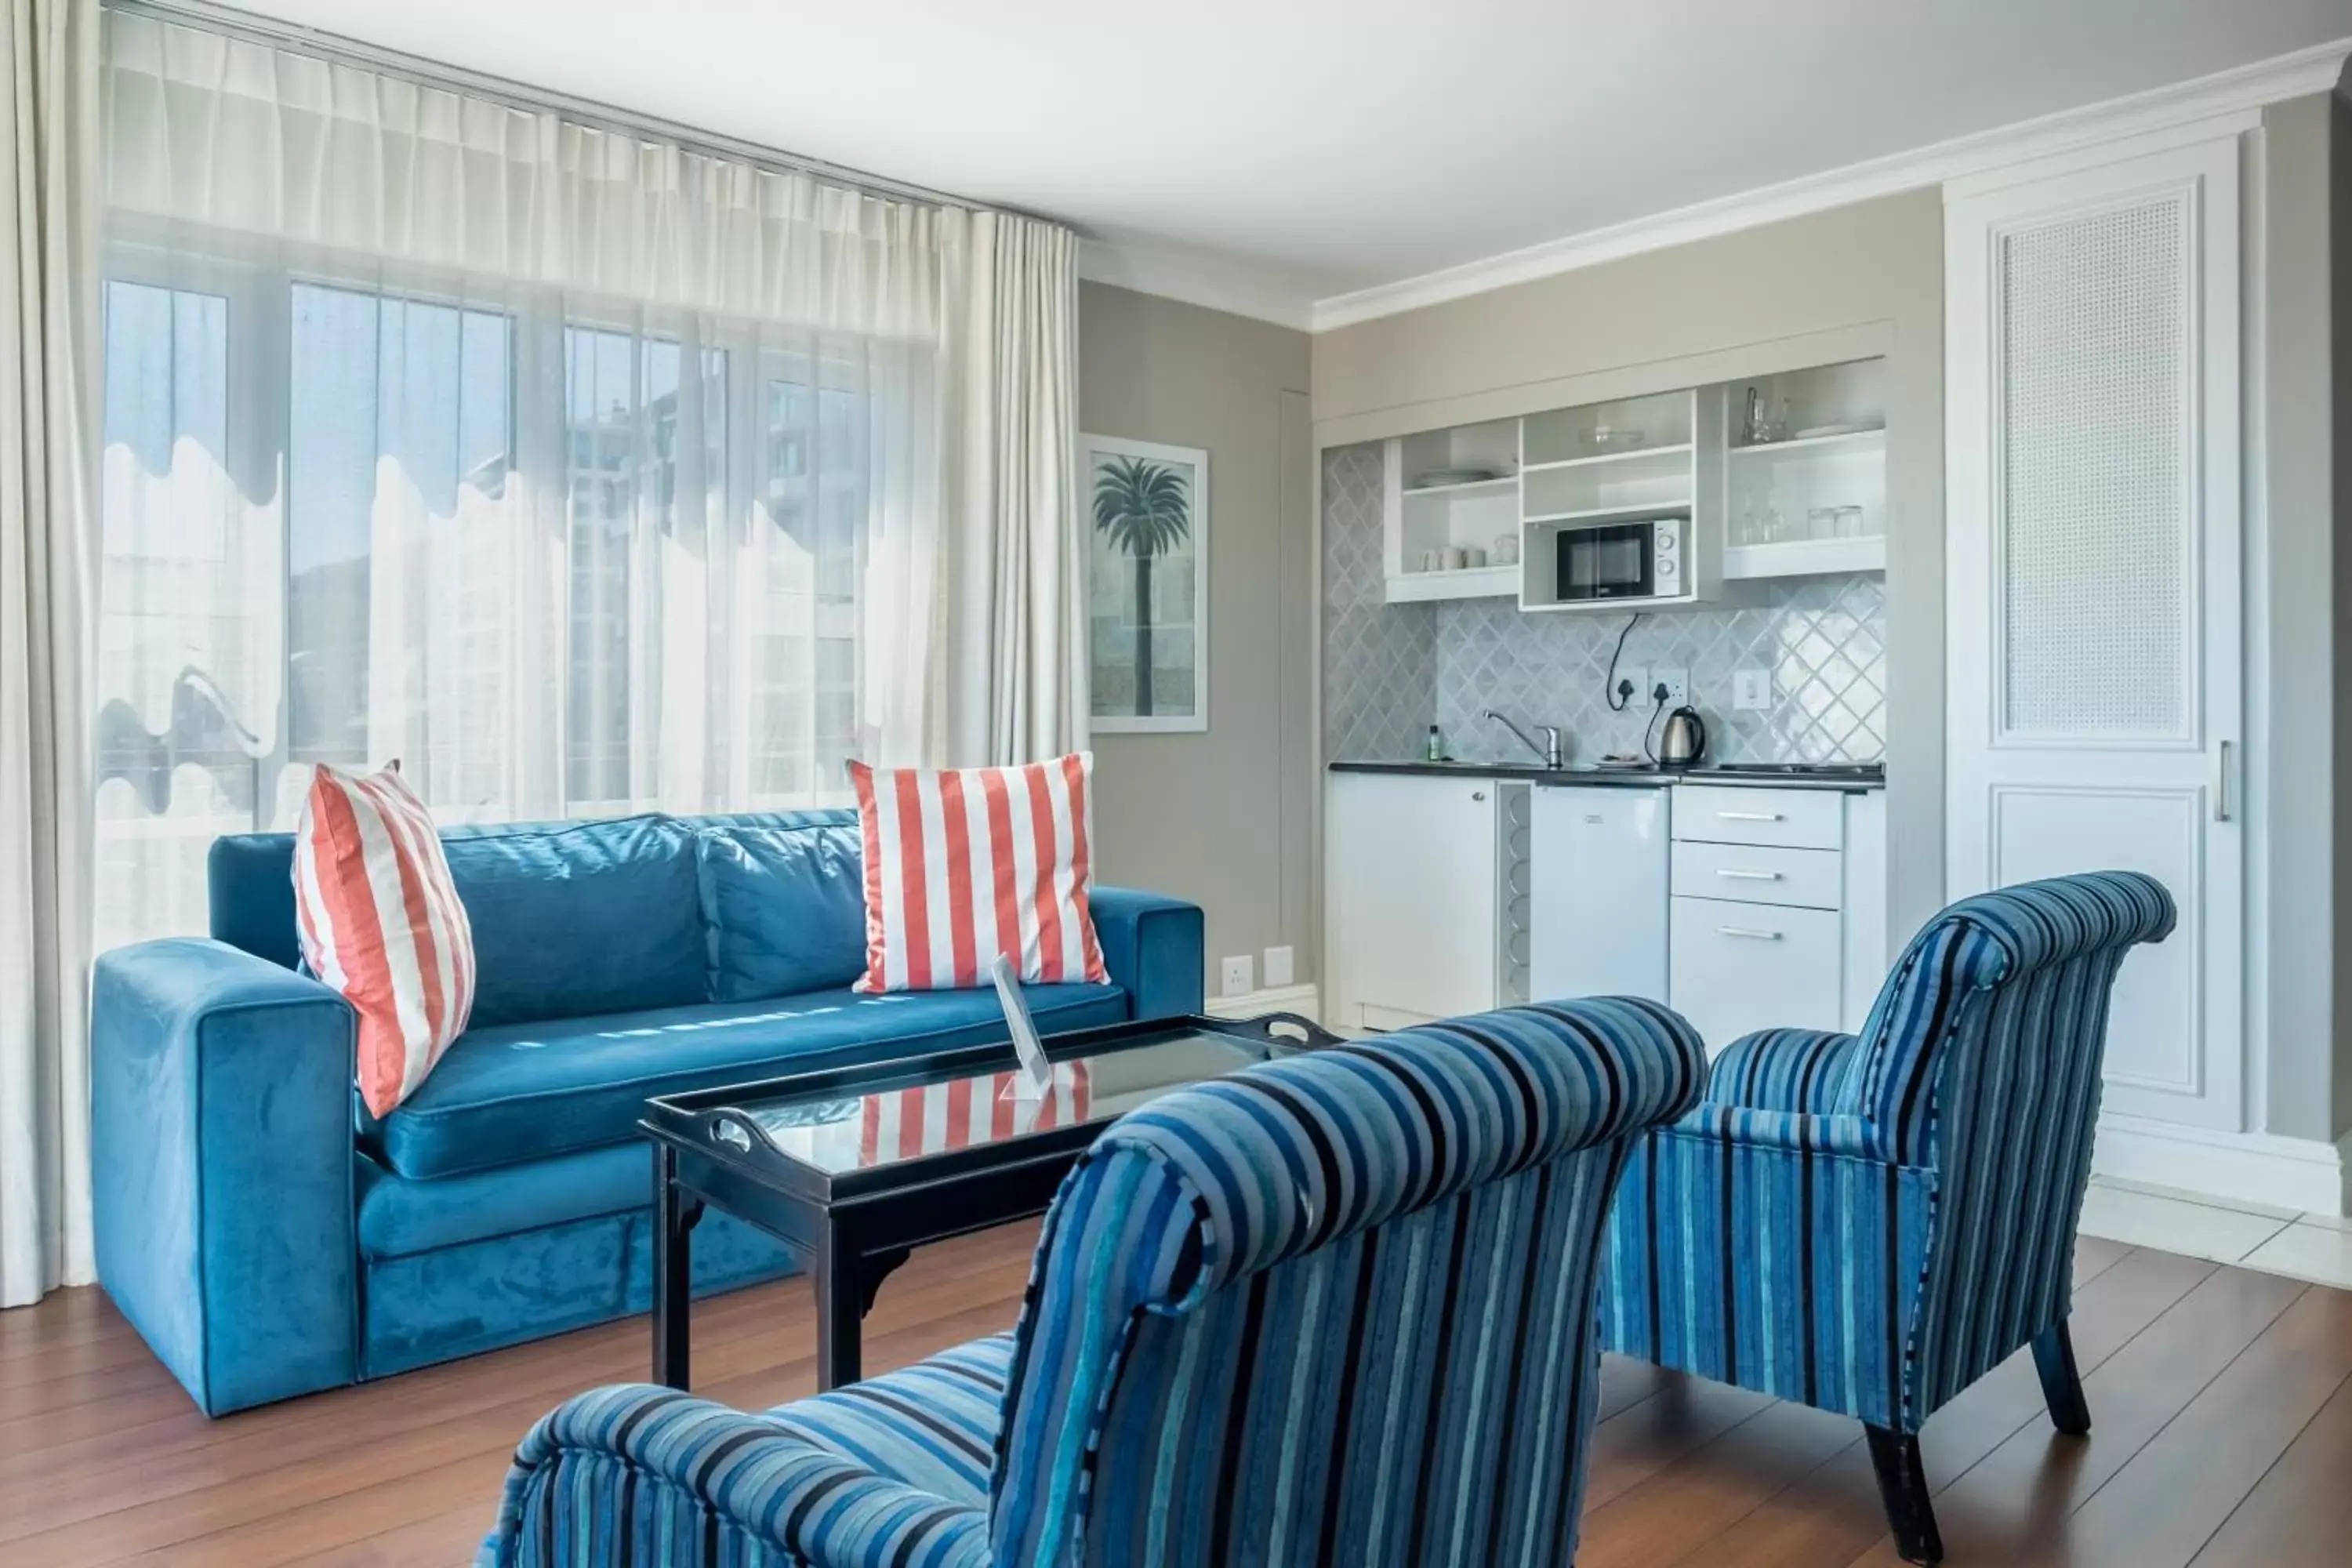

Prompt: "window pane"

[289,283,513,776]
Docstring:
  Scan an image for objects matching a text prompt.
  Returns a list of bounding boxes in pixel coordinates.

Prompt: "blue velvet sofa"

[89,809,1203,1417]
[481,998,1708,1567]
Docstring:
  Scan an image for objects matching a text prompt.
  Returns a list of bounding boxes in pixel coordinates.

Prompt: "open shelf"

[1385,564,1519,603]
[1523,500,1693,528]
[1520,442,1693,474]
[1728,427,1884,459]
[1402,474,1517,500]
[1723,535,1886,579]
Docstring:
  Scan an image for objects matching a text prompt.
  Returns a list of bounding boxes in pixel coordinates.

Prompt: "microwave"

[1554,515,1685,602]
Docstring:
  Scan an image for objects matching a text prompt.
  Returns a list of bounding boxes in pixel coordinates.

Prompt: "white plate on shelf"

[1793,422,1875,440]
[1411,468,1504,488]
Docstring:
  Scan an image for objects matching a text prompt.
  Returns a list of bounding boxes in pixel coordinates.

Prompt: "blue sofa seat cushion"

[760,1331,1014,1508]
[693,814,869,1003]
[376,982,1131,1181]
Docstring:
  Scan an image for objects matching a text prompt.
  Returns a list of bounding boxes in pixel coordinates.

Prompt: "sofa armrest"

[1704,1028,1864,1116]
[485,1385,990,1568]
[1088,886,1204,1021]
[91,938,358,1414]
[1669,1102,1883,1162]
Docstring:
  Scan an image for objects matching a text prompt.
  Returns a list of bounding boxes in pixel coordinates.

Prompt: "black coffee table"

[640,1011,1334,1392]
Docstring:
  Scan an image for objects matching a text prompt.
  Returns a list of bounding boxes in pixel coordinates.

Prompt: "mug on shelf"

[1442,545,1468,571]
[1465,546,1487,568]
[1419,548,1443,573]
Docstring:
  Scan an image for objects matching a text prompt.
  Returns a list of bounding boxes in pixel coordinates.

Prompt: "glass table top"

[721,1028,1286,1177]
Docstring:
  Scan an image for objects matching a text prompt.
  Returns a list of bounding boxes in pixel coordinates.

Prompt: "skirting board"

[2092,1112,2351,1218]
[1203,983,1321,1022]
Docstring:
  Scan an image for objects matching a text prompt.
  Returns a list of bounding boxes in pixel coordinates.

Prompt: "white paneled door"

[1945,122,2245,1131]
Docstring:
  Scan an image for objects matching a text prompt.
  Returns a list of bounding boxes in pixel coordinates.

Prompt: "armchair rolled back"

[990,998,1706,1568]
[1853,871,2175,1165]
[1850,872,2174,1419]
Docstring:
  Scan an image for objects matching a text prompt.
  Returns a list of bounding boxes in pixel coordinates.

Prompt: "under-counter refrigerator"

[1529,783,1671,1005]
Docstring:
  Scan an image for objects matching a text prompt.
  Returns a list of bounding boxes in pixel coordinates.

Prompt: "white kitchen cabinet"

[1326,771,1530,1029]
[1668,785,1886,1054]
[1530,784,1671,1004]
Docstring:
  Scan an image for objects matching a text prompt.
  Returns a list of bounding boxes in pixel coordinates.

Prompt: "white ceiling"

[228,0,2351,326]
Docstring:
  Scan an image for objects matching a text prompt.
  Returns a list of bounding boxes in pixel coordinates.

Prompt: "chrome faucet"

[1481,710,1564,769]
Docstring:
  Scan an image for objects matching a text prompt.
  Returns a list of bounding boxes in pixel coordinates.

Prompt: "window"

[95,258,884,952]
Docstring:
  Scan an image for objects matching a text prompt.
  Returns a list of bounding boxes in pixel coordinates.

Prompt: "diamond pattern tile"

[1323,441,1886,766]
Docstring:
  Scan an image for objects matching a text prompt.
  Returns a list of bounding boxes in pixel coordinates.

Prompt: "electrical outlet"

[1733,666,1773,710]
[1612,666,1648,710]
[1219,955,1255,998]
[1262,945,1295,989]
[1650,666,1690,707]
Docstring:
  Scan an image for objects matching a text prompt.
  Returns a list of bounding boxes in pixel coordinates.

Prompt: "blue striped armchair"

[481,998,1706,1566]
[1600,871,2175,1565]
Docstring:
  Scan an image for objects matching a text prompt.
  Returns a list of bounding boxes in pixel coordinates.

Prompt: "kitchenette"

[1322,358,1892,1054]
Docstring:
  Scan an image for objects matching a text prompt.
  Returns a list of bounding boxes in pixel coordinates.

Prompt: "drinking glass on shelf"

[1762,503,1787,543]
[1806,507,1835,543]
[1835,505,1864,539]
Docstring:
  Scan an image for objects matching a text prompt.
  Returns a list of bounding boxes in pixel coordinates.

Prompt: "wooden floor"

[4,1229,2350,1566]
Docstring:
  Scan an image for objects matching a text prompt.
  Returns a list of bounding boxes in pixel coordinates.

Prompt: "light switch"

[1733,666,1773,710]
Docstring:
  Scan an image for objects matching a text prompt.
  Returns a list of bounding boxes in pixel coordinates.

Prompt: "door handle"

[2215,741,2234,823]
[1715,868,1782,881]
[1715,925,1784,941]
[1717,810,1783,822]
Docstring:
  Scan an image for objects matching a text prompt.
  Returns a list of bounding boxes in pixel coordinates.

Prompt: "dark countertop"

[1327,759,1886,792]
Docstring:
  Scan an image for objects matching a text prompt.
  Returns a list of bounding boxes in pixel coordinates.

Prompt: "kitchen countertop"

[1327,759,1886,792]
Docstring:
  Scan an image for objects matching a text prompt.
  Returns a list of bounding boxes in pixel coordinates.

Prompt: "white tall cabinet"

[1945,121,2247,1134]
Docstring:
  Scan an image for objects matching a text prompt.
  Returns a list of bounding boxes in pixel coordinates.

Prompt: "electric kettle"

[1657,706,1707,768]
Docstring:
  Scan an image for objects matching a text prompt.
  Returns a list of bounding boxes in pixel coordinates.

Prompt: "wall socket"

[1650,666,1690,707]
[1612,666,1648,710]
[1733,666,1773,710]
[1219,955,1255,998]
[1262,945,1295,989]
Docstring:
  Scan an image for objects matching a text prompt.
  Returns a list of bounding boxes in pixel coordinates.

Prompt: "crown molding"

[1076,235,1318,332]
[1309,36,2350,334]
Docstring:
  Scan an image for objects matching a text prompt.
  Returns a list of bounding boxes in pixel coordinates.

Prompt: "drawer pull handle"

[1715,925,1784,941]
[1718,810,1784,822]
[1715,868,1782,881]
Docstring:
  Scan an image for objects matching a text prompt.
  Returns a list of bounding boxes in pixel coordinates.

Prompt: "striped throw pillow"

[848,753,1109,992]
[293,762,477,1117]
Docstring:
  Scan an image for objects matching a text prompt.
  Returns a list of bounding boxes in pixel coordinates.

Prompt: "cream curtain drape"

[86,11,1087,969]
[1,0,101,1307]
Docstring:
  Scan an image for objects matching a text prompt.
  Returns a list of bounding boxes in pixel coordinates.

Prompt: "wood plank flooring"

[2,1228,2346,1565]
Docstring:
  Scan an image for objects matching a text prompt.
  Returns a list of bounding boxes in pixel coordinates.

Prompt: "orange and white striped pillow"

[293,762,477,1117]
[848,753,1109,993]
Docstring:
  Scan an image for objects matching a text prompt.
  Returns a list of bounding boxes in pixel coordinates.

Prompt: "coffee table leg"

[652,1144,702,1390]
[815,1220,862,1392]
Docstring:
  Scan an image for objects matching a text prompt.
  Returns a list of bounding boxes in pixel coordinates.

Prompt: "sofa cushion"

[445,815,707,1028]
[376,982,1131,1180]
[695,815,869,1003]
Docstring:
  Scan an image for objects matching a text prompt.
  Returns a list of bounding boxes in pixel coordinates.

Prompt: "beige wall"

[1311,189,1947,942]
[1080,281,1315,993]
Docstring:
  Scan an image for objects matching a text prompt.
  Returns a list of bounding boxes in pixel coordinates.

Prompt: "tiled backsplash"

[1323,442,1887,767]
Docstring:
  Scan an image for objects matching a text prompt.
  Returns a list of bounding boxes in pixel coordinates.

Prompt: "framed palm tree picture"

[1084,433,1207,733]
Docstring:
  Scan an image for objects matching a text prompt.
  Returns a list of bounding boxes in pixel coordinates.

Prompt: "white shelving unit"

[1380,419,1521,602]
[1374,356,1887,609]
[1718,360,1887,583]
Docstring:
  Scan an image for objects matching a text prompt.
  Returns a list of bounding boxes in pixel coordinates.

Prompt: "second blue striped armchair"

[482,997,1705,1566]
[1600,870,2175,1565]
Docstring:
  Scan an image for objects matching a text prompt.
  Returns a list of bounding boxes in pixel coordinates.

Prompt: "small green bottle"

[1425,724,1443,762]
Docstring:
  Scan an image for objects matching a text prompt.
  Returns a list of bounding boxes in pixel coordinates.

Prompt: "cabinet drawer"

[1670,897,1842,1051]
[1672,785,1844,851]
[1671,841,1842,910]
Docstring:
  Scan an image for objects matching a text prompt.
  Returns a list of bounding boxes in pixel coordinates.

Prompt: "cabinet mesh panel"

[1998,194,2188,737]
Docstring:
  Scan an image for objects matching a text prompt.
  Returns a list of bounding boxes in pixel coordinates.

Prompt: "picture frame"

[1083,432,1208,735]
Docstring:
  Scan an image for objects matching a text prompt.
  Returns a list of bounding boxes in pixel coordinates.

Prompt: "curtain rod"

[103,0,1040,220]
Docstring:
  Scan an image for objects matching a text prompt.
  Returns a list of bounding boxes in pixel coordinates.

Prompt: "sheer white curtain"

[2,0,101,1306]
[91,13,1080,956]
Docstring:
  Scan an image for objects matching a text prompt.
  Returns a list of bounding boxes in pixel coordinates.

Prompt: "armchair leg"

[2032,1319,2092,1436]
[1864,1425,1944,1566]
